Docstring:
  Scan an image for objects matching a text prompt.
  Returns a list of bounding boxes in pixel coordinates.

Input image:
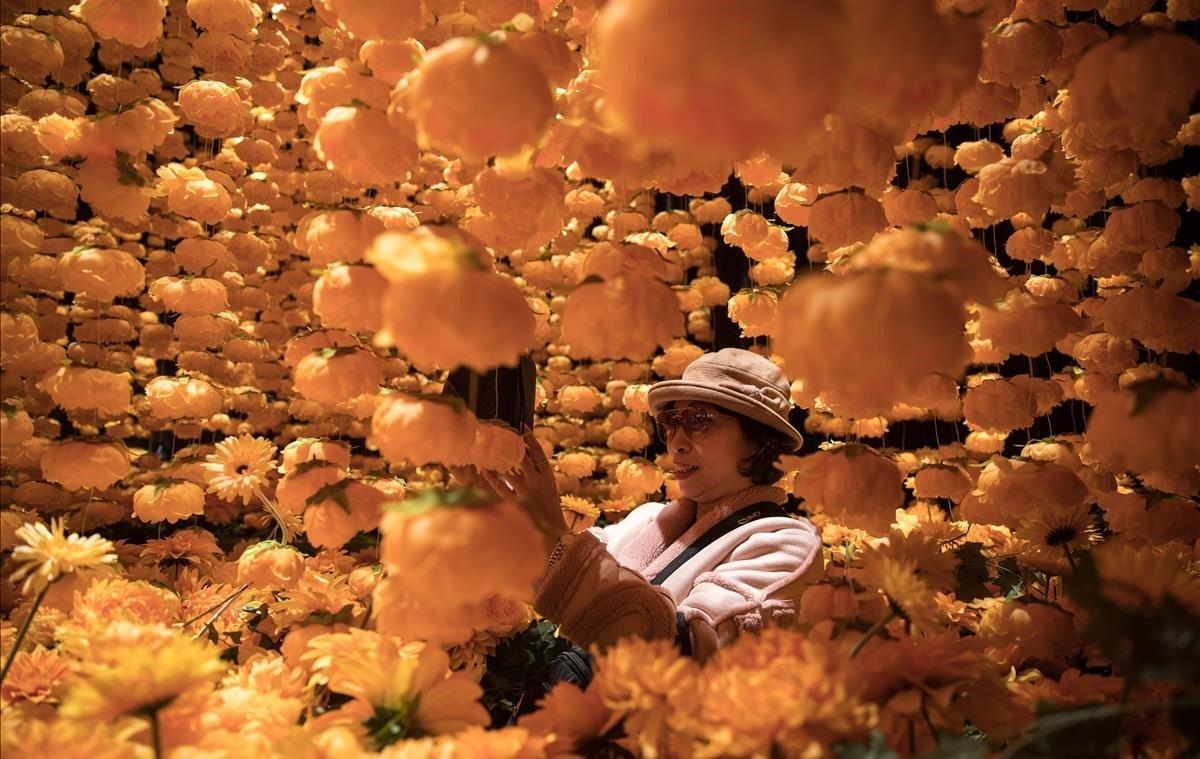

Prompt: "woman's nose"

[668,428,691,452]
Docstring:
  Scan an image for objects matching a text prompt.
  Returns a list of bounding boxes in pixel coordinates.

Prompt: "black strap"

[649,501,790,586]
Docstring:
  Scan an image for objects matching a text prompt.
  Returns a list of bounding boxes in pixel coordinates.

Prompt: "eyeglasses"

[654,407,728,444]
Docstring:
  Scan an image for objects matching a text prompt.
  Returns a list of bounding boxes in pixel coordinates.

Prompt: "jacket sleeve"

[675,522,825,642]
[532,530,679,652]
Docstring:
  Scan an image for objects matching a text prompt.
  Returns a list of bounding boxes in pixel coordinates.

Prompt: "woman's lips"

[674,465,698,479]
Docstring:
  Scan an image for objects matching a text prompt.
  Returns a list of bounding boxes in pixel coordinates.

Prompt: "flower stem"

[0,582,51,686]
[150,708,163,759]
[850,606,898,659]
[1062,543,1078,573]
[189,583,251,641]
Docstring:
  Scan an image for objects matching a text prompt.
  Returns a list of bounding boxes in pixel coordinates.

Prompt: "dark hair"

[732,413,795,485]
[662,400,795,485]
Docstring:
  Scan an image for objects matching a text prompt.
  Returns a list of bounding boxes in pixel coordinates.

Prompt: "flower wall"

[1,0,1199,756]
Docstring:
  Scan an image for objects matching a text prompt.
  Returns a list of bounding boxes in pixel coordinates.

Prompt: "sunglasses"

[654,407,728,443]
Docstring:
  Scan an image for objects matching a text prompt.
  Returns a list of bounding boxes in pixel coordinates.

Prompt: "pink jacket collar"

[614,484,789,577]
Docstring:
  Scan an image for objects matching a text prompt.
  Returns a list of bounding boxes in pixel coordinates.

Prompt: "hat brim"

[647,381,804,450]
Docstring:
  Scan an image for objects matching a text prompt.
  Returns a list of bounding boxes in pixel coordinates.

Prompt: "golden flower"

[379,487,546,608]
[315,105,419,187]
[178,79,248,139]
[975,598,1077,668]
[401,35,553,161]
[279,437,352,475]
[682,628,877,757]
[0,717,146,759]
[132,479,206,524]
[155,163,233,225]
[788,445,906,534]
[9,518,118,594]
[72,0,167,48]
[63,577,181,639]
[371,394,478,467]
[137,528,223,578]
[517,680,618,756]
[470,421,525,474]
[204,434,278,505]
[306,630,489,748]
[856,546,949,638]
[560,275,683,361]
[590,637,698,757]
[773,269,972,418]
[1,646,70,706]
[853,630,990,754]
[440,725,546,758]
[1013,503,1102,573]
[37,363,133,416]
[237,541,307,592]
[59,622,226,722]
[371,576,493,646]
[186,0,262,36]
[1091,541,1200,616]
[294,346,384,406]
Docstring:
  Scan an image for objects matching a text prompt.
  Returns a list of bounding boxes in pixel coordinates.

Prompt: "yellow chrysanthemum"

[592,638,699,757]
[0,646,70,706]
[858,555,948,638]
[1092,542,1200,615]
[682,629,878,758]
[9,518,118,594]
[203,434,278,505]
[560,495,600,519]
[0,716,147,759]
[59,622,226,722]
[304,630,489,749]
[1014,503,1102,573]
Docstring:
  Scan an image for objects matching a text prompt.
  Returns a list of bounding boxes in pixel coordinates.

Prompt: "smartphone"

[442,354,536,431]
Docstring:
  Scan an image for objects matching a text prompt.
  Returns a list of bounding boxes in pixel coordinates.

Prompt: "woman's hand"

[470,430,568,549]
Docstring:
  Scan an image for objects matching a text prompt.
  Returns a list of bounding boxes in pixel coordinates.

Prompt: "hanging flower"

[370,393,478,467]
[400,34,553,160]
[378,487,546,608]
[155,163,233,225]
[293,346,384,406]
[72,0,167,48]
[204,434,278,505]
[237,540,307,591]
[314,105,419,187]
[132,479,206,524]
[40,440,129,491]
[178,79,249,139]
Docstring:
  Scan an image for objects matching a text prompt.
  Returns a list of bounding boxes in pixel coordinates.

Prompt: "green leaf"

[305,480,354,514]
[385,486,492,517]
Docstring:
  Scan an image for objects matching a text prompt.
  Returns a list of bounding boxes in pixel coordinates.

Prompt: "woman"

[482,348,825,684]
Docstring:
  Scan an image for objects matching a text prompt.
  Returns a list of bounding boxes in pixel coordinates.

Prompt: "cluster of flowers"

[1,0,1198,756]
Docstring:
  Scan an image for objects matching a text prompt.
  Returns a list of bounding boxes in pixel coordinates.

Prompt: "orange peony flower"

[155,163,233,225]
[293,346,384,406]
[314,106,419,187]
[178,79,249,139]
[133,479,206,523]
[72,0,167,48]
[40,440,129,492]
[370,393,478,467]
[400,35,553,160]
[238,541,307,591]
[378,487,546,608]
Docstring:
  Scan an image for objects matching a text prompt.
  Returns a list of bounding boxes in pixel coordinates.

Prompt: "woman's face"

[661,400,756,505]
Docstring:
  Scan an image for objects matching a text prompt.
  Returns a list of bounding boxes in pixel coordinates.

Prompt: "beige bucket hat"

[647,347,804,450]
